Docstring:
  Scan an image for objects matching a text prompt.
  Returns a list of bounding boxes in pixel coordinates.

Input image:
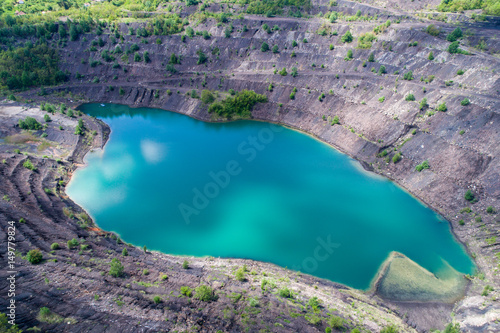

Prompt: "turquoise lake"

[67,103,475,290]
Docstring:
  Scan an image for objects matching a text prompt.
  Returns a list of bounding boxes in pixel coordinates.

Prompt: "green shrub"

[328,315,345,329]
[23,159,36,171]
[446,28,463,42]
[208,90,267,119]
[181,286,193,297]
[428,51,434,60]
[419,98,428,110]
[27,249,43,264]
[109,258,124,277]
[459,219,465,226]
[196,50,207,65]
[481,285,494,296]
[180,286,193,297]
[50,243,60,250]
[37,307,63,324]
[461,98,470,106]
[201,90,215,104]
[261,42,269,52]
[415,160,430,172]
[341,31,353,43]
[182,260,189,269]
[331,116,339,125]
[235,267,246,281]
[378,65,386,75]
[122,248,128,256]
[403,71,414,80]
[345,49,353,60]
[278,287,292,298]
[392,152,402,163]
[437,102,447,112]
[67,238,79,249]
[248,297,259,307]
[447,41,468,54]
[272,45,279,53]
[464,190,475,202]
[486,206,495,214]
[457,69,465,75]
[381,325,398,333]
[378,96,385,103]
[18,117,42,130]
[426,24,440,36]
[44,114,51,122]
[74,119,85,136]
[405,94,415,101]
[194,285,215,302]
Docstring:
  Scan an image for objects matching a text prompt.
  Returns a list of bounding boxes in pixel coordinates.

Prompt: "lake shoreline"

[69,102,474,295]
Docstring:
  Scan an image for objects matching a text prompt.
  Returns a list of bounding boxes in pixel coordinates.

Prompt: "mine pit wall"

[13,12,499,330]
[48,16,500,282]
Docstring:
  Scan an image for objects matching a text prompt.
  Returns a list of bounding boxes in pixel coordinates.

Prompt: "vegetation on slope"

[437,0,500,16]
[0,43,66,90]
[207,89,268,119]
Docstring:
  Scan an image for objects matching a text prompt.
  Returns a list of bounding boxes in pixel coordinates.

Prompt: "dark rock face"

[2,1,500,331]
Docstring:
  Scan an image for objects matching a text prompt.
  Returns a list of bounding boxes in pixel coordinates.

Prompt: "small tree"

[341,31,353,43]
[194,285,215,302]
[437,103,447,112]
[261,42,269,52]
[50,243,60,250]
[368,52,375,62]
[196,50,207,65]
[27,249,43,264]
[153,296,161,304]
[428,51,434,60]
[109,258,124,277]
[272,45,279,53]
[345,49,353,60]
[122,248,128,256]
[19,117,42,130]
[182,260,189,269]
[403,71,414,80]
[405,93,415,101]
[461,98,470,106]
[235,267,246,281]
[419,98,428,110]
[464,190,475,202]
[201,90,215,104]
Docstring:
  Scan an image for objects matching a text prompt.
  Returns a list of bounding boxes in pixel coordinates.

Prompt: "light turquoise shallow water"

[67,103,475,290]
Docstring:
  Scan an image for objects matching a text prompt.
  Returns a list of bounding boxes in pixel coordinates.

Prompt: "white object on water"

[100,104,105,107]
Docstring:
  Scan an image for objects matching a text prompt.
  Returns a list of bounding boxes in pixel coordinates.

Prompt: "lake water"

[67,103,475,290]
